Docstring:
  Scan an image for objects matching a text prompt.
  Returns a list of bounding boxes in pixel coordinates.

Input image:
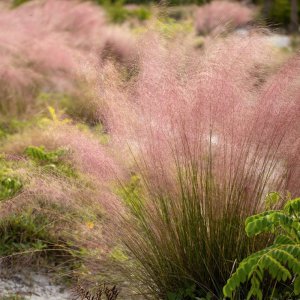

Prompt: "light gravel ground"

[0,268,145,300]
[0,269,72,300]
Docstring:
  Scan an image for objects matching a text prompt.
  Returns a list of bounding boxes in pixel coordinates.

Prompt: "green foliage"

[167,285,209,300]
[12,0,30,7]
[0,212,53,256]
[25,146,66,165]
[0,118,38,139]
[259,0,300,28]
[109,246,128,262]
[120,163,267,299]
[155,18,193,39]
[0,168,22,201]
[129,6,151,21]
[24,145,77,178]
[96,0,151,23]
[117,174,144,217]
[0,207,88,272]
[0,211,89,291]
[0,295,26,300]
[223,196,300,299]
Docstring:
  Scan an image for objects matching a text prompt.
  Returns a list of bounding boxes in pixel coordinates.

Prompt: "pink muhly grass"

[102,26,138,65]
[0,0,138,120]
[11,0,106,50]
[1,124,124,183]
[0,0,101,116]
[195,1,254,34]
[0,166,122,282]
[111,33,277,161]
[118,34,300,298]
[50,124,125,183]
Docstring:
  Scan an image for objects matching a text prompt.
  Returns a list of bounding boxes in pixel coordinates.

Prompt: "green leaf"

[265,192,281,209]
[284,198,300,215]
[224,196,300,299]
[294,276,300,295]
[274,234,296,245]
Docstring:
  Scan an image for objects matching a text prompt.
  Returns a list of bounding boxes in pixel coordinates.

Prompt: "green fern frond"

[224,195,300,299]
[245,211,294,237]
[294,276,300,295]
[275,234,296,245]
[224,244,300,298]
[284,198,300,216]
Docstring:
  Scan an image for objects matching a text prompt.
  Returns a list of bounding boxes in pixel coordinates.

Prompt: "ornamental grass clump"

[0,117,126,286]
[119,35,300,298]
[0,0,104,117]
[195,1,254,35]
[0,0,138,122]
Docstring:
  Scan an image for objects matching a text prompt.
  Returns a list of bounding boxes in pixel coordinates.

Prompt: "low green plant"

[223,195,300,299]
[25,146,66,165]
[0,207,88,273]
[0,212,51,256]
[12,0,31,7]
[0,118,39,138]
[155,18,193,39]
[166,285,210,300]
[24,145,77,178]
[0,169,22,201]
[101,0,129,23]
[259,0,300,28]
[97,0,151,23]
[0,295,26,300]
[128,6,151,21]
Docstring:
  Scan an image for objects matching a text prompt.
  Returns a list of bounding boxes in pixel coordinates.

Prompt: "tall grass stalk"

[120,41,300,299]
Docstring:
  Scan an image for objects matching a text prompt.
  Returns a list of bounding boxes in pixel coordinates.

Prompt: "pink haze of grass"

[0,0,299,293]
[0,0,137,116]
[195,1,254,34]
[107,32,300,199]
[113,33,299,297]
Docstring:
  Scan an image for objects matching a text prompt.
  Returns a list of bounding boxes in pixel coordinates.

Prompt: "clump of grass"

[118,34,300,298]
[0,0,138,124]
[195,1,255,34]
[0,118,126,287]
[0,211,60,257]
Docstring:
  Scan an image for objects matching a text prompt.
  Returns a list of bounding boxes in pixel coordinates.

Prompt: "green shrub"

[120,165,268,299]
[0,169,22,201]
[0,212,52,256]
[269,0,292,27]
[98,0,129,23]
[0,207,87,271]
[128,6,151,21]
[12,0,31,7]
[259,0,300,28]
[25,146,66,165]
[98,0,151,23]
[0,118,38,138]
[24,145,77,178]
[223,195,300,299]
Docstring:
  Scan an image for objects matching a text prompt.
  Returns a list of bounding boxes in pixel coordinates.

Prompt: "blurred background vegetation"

[13,0,299,32]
